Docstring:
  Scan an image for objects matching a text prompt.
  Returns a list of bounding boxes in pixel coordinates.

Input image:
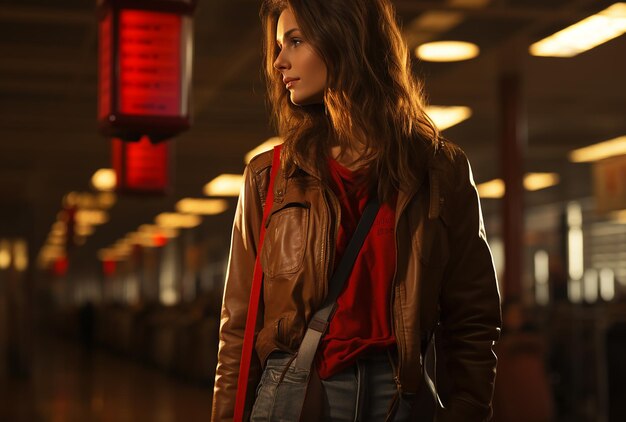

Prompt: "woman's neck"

[330,143,366,171]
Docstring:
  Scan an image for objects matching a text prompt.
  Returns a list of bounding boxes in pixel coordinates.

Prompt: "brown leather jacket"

[211,141,501,422]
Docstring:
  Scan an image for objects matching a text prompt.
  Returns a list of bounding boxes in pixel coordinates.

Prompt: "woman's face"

[274,8,327,106]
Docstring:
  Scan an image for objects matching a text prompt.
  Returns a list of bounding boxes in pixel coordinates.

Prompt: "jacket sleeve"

[211,163,266,422]
[434,149,502,422]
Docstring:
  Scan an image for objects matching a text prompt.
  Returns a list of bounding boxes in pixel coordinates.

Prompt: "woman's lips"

[285,79,299,89]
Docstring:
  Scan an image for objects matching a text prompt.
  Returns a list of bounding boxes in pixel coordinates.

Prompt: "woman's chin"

[289,92,324,107]
[289,94,307,106]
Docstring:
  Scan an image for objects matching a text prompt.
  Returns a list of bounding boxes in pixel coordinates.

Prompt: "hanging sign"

[112,136,171,194]
[593,154,626,213]
[97,0,196,142]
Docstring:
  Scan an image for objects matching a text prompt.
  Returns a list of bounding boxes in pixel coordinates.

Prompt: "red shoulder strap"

[233,144,282,422]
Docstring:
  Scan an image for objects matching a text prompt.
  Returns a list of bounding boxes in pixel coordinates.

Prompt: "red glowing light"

[97,2,193,140]
[102,259,117,276]
[53,257,69,277]
[113,136,169,193]
[119,10,182,116]
[153,233,167,247]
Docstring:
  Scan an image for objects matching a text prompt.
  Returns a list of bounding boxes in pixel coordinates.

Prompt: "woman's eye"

[290,38,302,46]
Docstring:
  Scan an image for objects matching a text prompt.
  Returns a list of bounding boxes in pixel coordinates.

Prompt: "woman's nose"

[273,50,289,71]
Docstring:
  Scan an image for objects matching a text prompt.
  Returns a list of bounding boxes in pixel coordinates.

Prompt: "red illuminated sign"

[98,1,195,141]
[119,10,182,116]
[113,136,171,193]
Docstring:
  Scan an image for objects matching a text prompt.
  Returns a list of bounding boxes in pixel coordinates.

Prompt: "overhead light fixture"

[155,212,202,229]
[477,172,560,198]
[113,242,132,257]
[125,231,143,245]
[426,106,472,131]
[91,168,117,192]
[415,40,479,62]
[63,192,99,209]
[137,225,157,235]
[204,174,244,197]
[409,11,464,33]
[75,225,95,237]
[137,225,179,239]
[75,209,108,226]
[477,179,505,198]
[52,221,66,231]
[176,198,229,215]
[63,192,79,208]
[126,225,178,248]
[98,248,119,261]
[38,245,65,262]
[524,173,560,191]
[125,230,152,248]
[245,137,283,164]
[47,236,66,246]
[0,239,10,270]
[13,239,28,272]
[569,135,626,162]
[51,222,67,236]
[529,3,626,57]
[48,229,65,239]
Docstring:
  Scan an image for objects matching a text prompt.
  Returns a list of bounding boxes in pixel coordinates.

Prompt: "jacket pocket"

[261,201,310,278]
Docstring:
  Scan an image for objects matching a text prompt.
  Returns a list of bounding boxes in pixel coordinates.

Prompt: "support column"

[499,72,525,300]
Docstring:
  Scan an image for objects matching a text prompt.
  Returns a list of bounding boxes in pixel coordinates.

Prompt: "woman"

[211,0,501,421]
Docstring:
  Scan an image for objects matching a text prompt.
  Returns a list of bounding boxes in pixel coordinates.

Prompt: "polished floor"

[0,334,213,422]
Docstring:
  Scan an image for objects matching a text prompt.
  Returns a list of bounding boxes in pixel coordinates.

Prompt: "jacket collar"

[285,139,441,215]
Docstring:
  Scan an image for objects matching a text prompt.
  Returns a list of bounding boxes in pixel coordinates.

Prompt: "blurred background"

[0,0,625,421]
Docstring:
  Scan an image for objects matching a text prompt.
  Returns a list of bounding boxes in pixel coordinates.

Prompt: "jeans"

[250,349,414,422]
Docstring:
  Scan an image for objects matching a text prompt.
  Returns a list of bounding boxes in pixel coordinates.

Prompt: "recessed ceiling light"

[155,212,202,229]
[0,239,10,269]
[176,198,229,215]
[12,239,28,272]
[477,179,505,198]
[425,106,472,130]
[415,41,479,62]
[75,225,95,237]
[477,173,560,198]
[204,174,244,197]
[569,135,626,162]
[75,209,108,226]
[524,173,560,191]
[91,168,117,192]
[529,2,626,57]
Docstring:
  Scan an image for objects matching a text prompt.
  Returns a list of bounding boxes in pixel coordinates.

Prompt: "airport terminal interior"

[1,0,625,421]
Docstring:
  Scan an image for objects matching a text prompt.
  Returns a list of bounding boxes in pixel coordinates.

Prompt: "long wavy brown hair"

[260,0,442,203]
